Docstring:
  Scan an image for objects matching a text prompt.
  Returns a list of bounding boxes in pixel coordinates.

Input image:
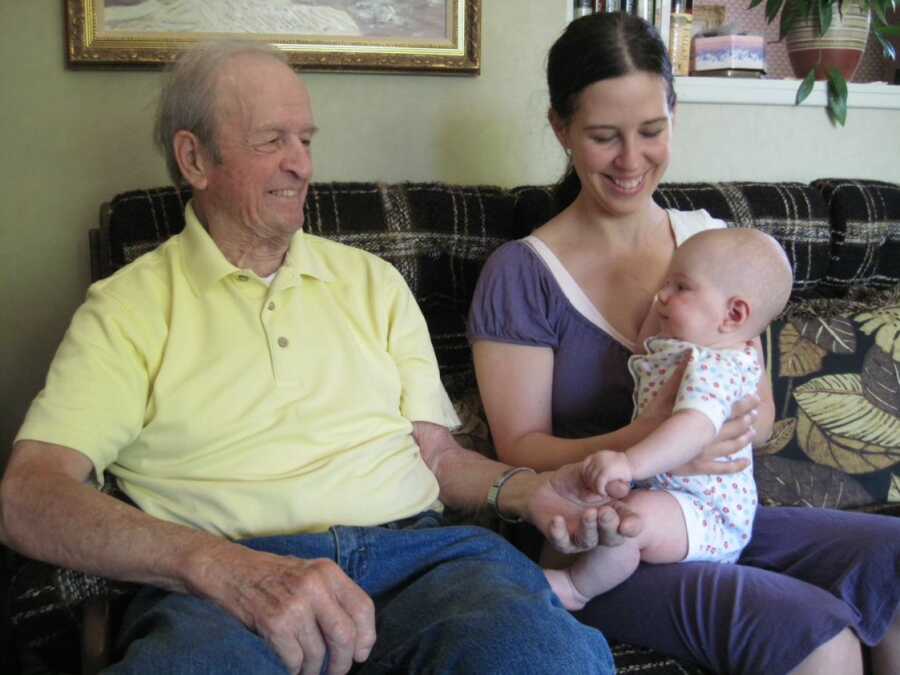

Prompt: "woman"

[468,12,900,675]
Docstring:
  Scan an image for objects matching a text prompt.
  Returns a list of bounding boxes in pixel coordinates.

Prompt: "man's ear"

[721,297,750,333]
[548,109,569,151]
[173,130,210,190]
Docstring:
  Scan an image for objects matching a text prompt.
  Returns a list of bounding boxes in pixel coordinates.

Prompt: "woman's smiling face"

[556,71,672,217]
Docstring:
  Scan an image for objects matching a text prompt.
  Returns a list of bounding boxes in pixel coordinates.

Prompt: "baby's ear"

[722,297,750,333]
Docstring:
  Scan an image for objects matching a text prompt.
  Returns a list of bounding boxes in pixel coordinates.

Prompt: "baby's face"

[654,259,729,346]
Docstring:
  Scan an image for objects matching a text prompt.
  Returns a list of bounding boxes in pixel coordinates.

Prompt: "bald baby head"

[675,228,793,339]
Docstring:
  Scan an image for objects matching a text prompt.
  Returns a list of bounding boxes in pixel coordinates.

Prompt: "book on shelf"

[654,0,671,50]
[635,0,653,21]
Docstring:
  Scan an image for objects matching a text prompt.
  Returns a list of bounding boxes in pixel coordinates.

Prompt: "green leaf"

[818,0,833,35]
[870,2,889,24]
[796,68,817,104]
[827,67,848,126]
[855,305,900,360]
[876,23,900,38]
[873,29,898,61]
[766,0,786,23]
[868,0,896,15]
[779,0,801,38]
[794,373,900,473]
[748,0,765,8]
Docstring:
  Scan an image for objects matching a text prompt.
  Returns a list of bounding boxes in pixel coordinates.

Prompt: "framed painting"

[65,0,481,73]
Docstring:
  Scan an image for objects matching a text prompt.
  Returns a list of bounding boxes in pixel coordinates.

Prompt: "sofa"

[5,178,899,675]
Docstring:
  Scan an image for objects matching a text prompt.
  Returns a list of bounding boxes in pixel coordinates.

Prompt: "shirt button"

[277,336,289,348]
[237,274,249,282]
[267,301,276,311]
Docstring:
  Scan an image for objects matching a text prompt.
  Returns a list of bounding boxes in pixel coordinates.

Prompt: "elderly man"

[0,43,637,674]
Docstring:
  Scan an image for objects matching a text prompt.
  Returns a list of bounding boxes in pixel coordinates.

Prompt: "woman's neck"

[554,193,670,252]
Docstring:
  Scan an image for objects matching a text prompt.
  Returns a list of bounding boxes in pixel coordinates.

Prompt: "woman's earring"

[564,147,572,157]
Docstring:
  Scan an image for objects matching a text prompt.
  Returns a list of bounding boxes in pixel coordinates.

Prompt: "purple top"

[467,209,724,440]
[467,239,635,439]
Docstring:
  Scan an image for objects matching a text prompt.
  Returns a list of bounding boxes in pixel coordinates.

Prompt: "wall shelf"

[561,2,899,111]
[677,77,900,110]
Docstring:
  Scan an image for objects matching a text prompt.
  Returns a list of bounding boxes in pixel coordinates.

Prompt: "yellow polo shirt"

[17,204,459,539]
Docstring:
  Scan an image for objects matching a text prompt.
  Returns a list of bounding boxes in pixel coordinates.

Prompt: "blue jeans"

[105,512,614,674]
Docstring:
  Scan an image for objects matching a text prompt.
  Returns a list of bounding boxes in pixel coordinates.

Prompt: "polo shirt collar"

[181,202,238,294]
[282,229,336,286]
[181,202,335,294]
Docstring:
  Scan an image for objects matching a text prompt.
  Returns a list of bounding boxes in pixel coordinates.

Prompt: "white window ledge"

[677,76,900,110]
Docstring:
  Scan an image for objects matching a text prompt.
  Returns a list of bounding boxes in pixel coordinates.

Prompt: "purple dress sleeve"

[467,240,635,439]
[467,241,560,348]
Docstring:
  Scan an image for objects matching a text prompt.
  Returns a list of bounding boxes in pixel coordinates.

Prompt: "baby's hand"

[583,450,633,498]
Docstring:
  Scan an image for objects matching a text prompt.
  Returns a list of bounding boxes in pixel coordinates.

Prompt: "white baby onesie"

[628,337,761,563]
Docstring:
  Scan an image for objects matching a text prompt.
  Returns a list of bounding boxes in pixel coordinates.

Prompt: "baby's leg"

[545,538,641,610]
[624,489,689,563]
[544,490,689,610]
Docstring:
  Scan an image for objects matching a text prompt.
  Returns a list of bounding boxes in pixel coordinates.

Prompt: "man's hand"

[190,543,376,675]
[524,462,642,554]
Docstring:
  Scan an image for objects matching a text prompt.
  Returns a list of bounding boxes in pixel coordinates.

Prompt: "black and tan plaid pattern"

[105,181,836,309]
[509,181,833,297]
[654,182,831,297]
[812,179,900,295]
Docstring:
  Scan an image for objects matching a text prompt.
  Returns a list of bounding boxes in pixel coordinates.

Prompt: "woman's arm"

[750,336,775,445]
[472,340,658,471]
[474,339,760,475]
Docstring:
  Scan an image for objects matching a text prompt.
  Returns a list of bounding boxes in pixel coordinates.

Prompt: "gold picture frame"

[66,0,481,74]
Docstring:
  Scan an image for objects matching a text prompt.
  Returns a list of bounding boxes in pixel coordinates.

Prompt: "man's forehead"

[216,53,302,95]
[215,55,312,127]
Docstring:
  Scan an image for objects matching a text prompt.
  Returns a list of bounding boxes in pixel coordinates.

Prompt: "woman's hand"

[670,394,759,476]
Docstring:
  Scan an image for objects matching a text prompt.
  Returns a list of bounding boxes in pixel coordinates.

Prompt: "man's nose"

[281,137,312,179]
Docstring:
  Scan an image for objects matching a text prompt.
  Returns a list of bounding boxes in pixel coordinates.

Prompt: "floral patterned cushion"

[757,287,900,508]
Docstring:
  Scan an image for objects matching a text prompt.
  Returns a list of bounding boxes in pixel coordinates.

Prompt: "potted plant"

[749,0,900,124]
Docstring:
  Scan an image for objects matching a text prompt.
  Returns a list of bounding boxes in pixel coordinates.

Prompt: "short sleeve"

[467,241,560,349]
[383,267,461,430]
[15,283,155,482]
[673,346,762,433]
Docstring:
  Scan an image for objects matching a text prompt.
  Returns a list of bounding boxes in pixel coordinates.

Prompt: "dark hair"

[548,13,675,208]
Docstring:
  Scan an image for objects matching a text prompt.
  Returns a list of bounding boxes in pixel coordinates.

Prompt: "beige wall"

[1,1,898,467]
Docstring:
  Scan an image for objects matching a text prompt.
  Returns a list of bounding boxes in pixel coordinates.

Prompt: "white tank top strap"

[522,235,637,352]
[666,208,727,245]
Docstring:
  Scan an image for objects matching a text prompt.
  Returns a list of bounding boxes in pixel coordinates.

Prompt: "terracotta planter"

[785,0,871,80]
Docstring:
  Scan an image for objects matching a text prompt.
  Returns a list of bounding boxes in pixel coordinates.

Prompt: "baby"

[546,227,794,610]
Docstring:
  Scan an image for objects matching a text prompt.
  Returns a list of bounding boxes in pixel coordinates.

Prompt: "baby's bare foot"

[545,568,591,611]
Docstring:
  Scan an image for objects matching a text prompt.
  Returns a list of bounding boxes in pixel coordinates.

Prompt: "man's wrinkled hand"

[192,545,376,675]
[526,462,641,555]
